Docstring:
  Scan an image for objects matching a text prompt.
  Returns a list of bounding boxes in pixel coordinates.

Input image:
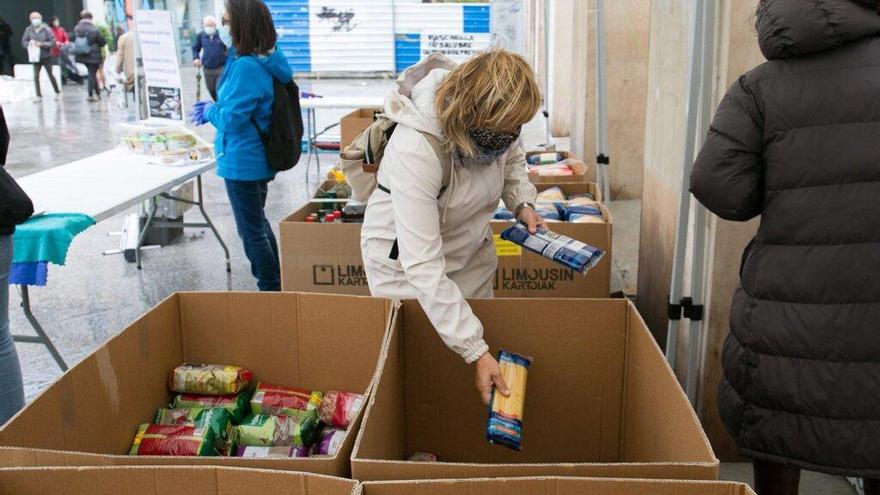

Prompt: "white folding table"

[13,148,230,370]
[300,96,385,182]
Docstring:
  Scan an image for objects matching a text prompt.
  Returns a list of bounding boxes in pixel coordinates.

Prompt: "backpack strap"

[420,132,453,195]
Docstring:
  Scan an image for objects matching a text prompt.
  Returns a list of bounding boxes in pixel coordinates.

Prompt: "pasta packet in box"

[235,445,310,458]
[233,413,319,449]
[311,427,346,457]
[154,407,233,454]
[251,382,322,420]
[487,351,532,451]
[169,363,252,396]
[500,223,604,274]
[319,391,365,429]
[171,389,251,422]
[129,424,218,456]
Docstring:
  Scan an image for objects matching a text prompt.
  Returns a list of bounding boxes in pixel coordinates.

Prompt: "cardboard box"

[351,298,719,481]
[0,292,392,477]
[361,477,755,495]
[280,183,611,298]
[526,150,596,184]
[0,464,357,495]
[340,108,380,151]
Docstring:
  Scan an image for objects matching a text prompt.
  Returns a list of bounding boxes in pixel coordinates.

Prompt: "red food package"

[319,391,365,429]
[128,424,217,456]
[251,382,322,419]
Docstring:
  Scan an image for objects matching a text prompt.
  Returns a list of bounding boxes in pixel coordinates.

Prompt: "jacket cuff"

[461,339,489,364]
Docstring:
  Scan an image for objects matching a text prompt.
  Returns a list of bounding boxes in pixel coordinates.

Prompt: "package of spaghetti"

[129,423,218,456]
[169,363,252,396]
[235,445,310,458]
[233,413,318,449]
[319,391,365,429]
[171,389,251,422]
[535,186,566,203]
[154,407,233,453]
[500,223,605,274]
[486,351,532,451]
[311,427,346,457]
[560,202,603,221]
[251,383,322,420]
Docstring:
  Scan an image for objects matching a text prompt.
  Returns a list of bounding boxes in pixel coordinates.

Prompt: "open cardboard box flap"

[0,292,395,477]
[0,465,358,495]
[351,298,718,481]
[360,477,755,495]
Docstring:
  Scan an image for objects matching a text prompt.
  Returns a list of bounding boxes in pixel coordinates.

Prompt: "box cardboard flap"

[0,466,358,494]
[621,303,717,465]
[360,477,753,495]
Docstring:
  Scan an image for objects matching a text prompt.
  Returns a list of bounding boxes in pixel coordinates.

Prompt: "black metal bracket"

[681,297,705,321]
[667,296,682,320]
[597,153,610,165]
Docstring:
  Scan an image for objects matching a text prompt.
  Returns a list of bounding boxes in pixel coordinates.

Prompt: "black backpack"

[0,167,34,229]
[251,77,304,172]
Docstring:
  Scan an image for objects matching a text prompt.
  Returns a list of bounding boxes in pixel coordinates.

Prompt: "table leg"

[135,197,158,270]
[13,285,68,371]
[195,175,231,273]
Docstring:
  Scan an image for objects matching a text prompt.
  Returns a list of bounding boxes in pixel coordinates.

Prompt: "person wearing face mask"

[192,15,227,101]
[190,0,293,292]
[48,16,69,85]
[21,12,61,102]
[360,50,544,405]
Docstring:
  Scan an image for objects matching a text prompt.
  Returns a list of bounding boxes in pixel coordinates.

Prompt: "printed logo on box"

[312,264,368,287]
[494,268,576,291]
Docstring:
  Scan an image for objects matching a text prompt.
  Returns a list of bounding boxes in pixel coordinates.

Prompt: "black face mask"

[469,127,521,162]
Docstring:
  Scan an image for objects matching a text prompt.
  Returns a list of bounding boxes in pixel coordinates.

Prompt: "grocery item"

[154,407,233,452]
[171,389,251,422]
[169,363,252,396]
[251,383,322,420]
[487,351,532,451]
[526,152,565,165]
[233,413,318,448]
[119,121,213,165]
[560,202,602,221]
[342,202,366,223]
[499,223,605,274]
[319,391,364,429]
[571,214,606,224]
[535,186,566,203]
[408,452,439,462]
[235,445,310,458]
[129,424,218,456]
[311,427,346,456]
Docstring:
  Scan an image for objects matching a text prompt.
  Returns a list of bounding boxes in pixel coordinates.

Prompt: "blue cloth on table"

[9,262,48,286]
[12,213,95,265]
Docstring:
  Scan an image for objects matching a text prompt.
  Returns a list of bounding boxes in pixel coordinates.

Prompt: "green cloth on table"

[12,213,96,265]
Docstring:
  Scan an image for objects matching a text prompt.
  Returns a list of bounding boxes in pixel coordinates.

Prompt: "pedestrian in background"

[49,16,69,85]
[690,0,880,493]
[73,11,106,102]
[190,0,292,291]
[0,17,13,76]
[21,12,60,102]
[0,104,31,425]
[192,15,227,101]
[115,16,136,93]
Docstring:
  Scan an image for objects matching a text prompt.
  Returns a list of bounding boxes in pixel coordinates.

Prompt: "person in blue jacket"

[191,15,227,101]
[191,0,291,291]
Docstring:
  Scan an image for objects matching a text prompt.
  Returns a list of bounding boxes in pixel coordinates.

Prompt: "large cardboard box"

[0,465,357,495]
[351,298,719,481]
[340,108,380,151]
[361,477,756,495]
[0,293,393,477]
[526,150,596,184]
[280,183,611,298]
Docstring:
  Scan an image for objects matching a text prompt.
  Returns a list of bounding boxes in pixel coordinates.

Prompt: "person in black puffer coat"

[690,0,880,493]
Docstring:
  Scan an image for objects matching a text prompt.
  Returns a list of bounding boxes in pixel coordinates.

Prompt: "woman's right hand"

[475,352,509,405]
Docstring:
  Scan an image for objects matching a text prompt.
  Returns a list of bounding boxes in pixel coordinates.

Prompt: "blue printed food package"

[487,351,532,451]
[499,223,605,274]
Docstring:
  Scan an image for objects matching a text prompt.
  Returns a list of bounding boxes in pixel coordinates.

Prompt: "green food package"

[128,423,218,456]
[169,363,253,396]
[232,413,318,450]
[250,382,322,422]
[154,407,233,454]
[171,389,251,422]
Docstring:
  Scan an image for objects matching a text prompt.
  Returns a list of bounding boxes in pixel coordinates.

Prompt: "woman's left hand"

[517,206,546,234]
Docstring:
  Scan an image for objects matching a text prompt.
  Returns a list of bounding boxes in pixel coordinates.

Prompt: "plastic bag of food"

[560,202,602,221]
[169,363,252,396]
[535,186,565,203]
[154,407,233,452]
[570,214,606,224]
[233,413,318,448]
[487,351,532,451]
[526,152,565,165]
[311,427,346,457]
[235,445,310,458]
[129,424,218,456]
[319,391,365,429]
[251,383,322,420]
[500,223,605,274]
[171,389,251,422]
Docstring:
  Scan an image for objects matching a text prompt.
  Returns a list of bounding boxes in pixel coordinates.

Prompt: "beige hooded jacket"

[360,54,537,363]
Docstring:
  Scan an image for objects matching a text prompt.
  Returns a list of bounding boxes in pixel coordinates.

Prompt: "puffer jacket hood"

[756,0,880,59]
[383,52,456,139]
[251,48,293,84]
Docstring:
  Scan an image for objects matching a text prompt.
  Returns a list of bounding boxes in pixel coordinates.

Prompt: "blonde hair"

[435,49,542,157]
